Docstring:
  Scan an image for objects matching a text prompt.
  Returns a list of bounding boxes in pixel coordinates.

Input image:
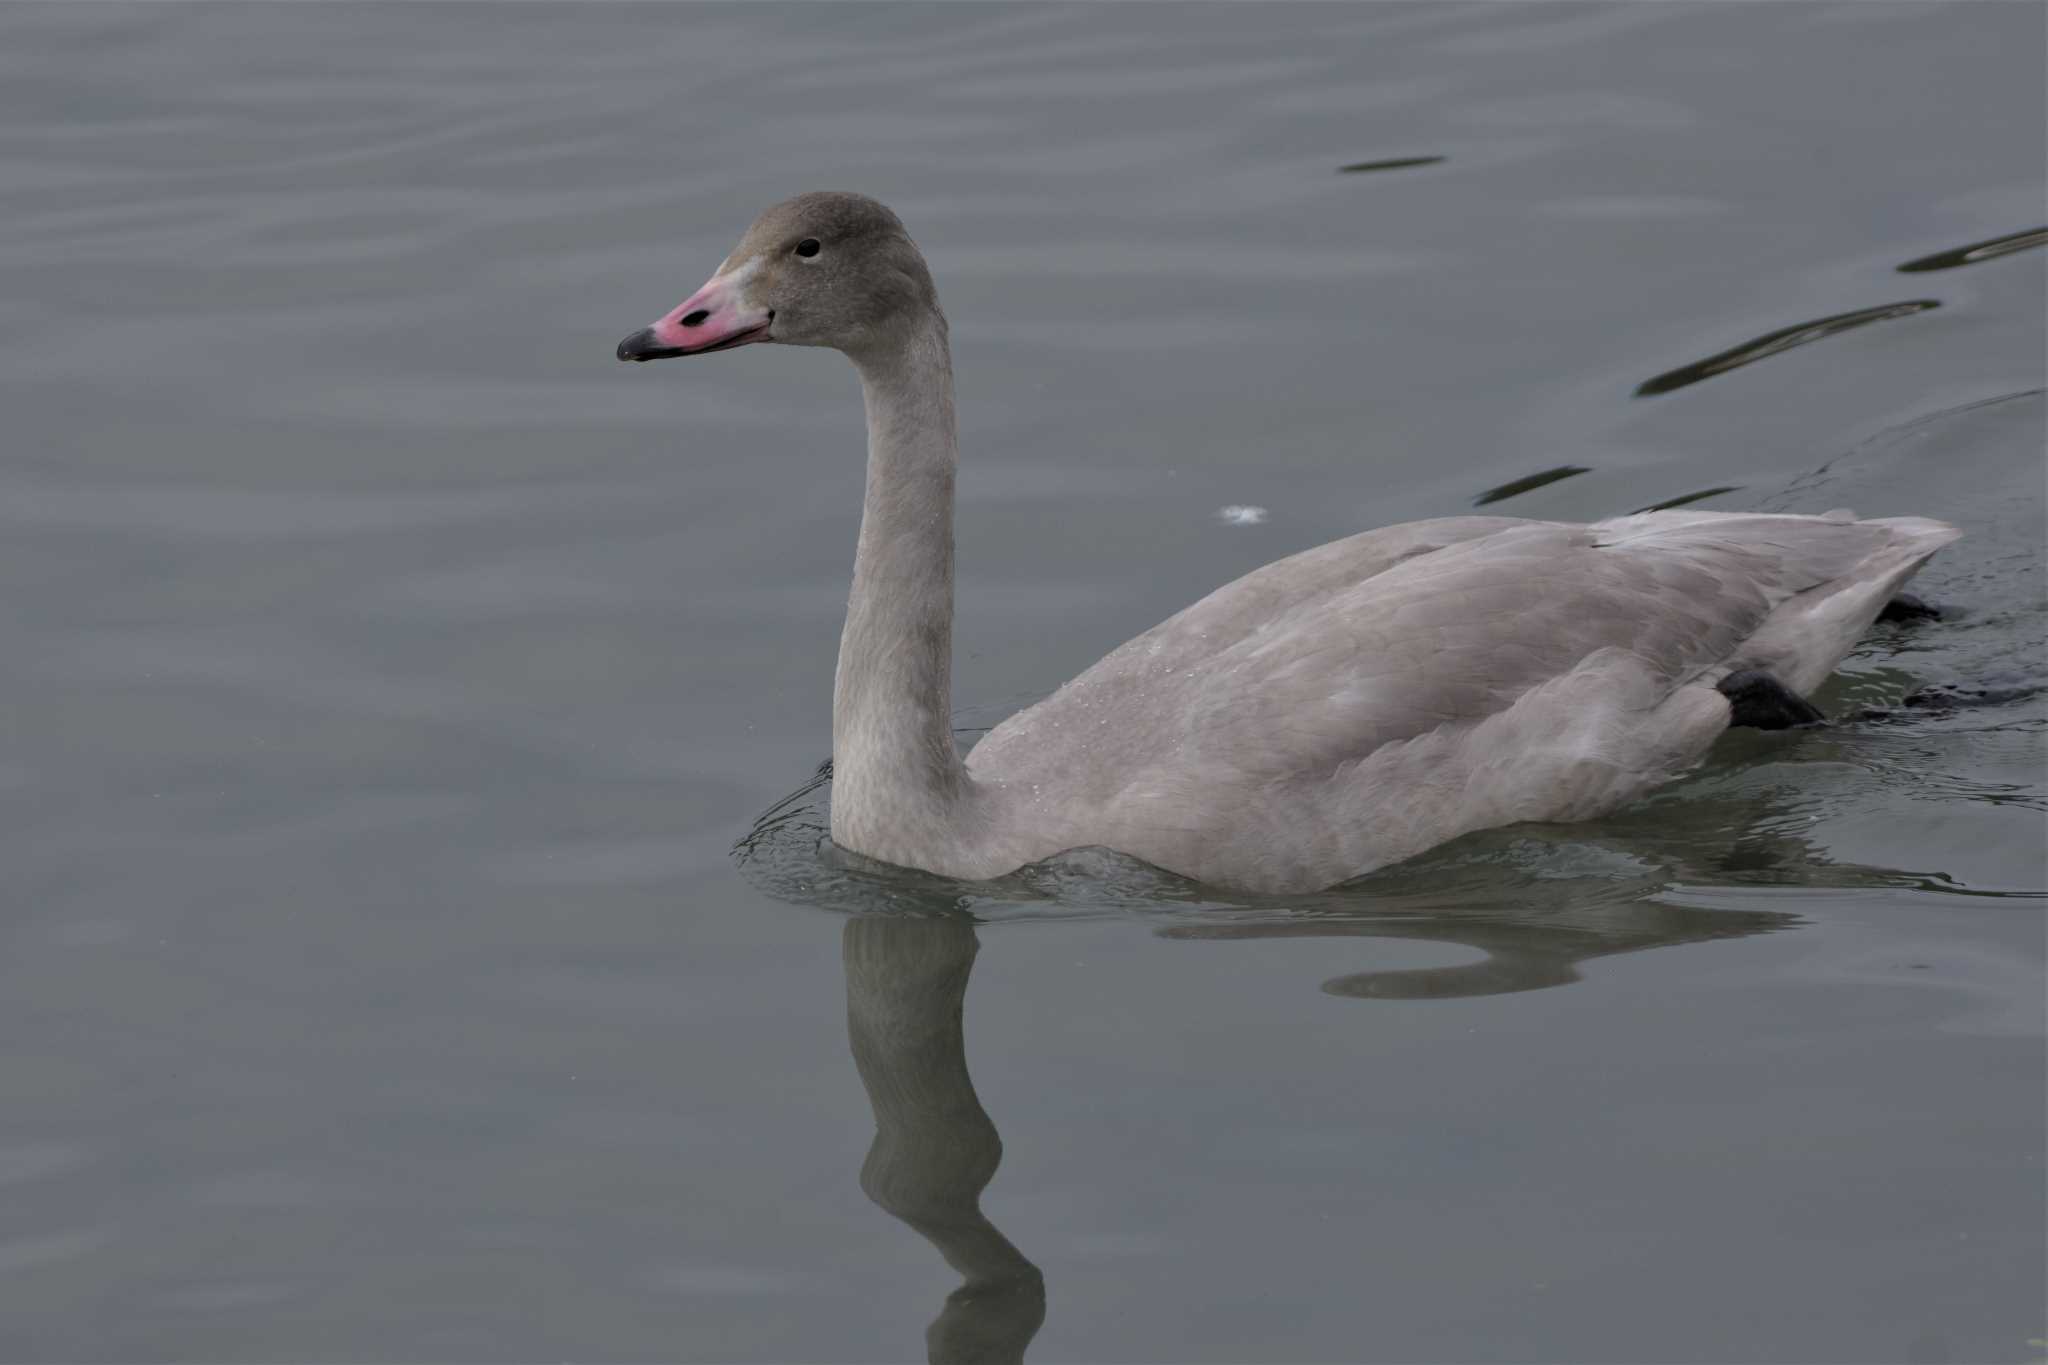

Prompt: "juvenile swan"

[617,192,1959,895]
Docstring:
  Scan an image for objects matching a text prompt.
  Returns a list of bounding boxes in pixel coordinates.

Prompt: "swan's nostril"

[681,310,709,328]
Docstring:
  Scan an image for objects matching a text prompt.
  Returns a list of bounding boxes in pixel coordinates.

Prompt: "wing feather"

[969,510,1956,807]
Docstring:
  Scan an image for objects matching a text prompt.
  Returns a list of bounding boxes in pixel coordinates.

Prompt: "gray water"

[2,5,2043,1362]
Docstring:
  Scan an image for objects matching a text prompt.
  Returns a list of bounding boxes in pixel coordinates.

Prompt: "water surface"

[1,5,2042,1362]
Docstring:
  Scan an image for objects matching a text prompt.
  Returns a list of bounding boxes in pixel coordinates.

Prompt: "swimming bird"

[616,192,1959,895]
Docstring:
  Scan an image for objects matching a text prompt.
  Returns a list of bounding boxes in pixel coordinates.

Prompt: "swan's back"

[966,509,1958,891]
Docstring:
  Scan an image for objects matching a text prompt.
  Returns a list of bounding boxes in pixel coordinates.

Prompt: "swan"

[617,191,1960,895]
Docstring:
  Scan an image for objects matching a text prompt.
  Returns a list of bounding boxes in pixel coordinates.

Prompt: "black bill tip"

[616,327,682,363]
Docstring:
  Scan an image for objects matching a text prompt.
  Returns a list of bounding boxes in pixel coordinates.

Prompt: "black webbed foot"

[1718,669,1827,730]
[1877,592,1941,623]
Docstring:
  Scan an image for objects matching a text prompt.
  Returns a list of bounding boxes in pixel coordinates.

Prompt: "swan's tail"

[1725,514,1962,696]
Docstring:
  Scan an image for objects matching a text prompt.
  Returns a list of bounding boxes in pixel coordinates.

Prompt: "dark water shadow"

[1634,300,1940,397]
[1896,226,2047,273]
[1472,463,1589,506]
[1338,154,1446,174]
[845,914,1044,1364]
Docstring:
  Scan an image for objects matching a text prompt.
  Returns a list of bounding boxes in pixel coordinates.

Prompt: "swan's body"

[619,192,1959,894]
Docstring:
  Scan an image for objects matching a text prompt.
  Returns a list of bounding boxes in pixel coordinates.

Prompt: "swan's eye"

[794,238,821,259]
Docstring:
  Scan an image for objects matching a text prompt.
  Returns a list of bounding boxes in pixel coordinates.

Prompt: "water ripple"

[1474,464,1589,506]
[1338,155,1445,174]
[1634,485,1742,514]
[1635,300,1941,397]
[1897,226,2047,273]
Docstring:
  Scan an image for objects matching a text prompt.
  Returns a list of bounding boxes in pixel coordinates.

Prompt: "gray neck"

[831,312,970,859]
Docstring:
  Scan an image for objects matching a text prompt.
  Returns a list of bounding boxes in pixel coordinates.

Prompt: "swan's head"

[616,191,938,364]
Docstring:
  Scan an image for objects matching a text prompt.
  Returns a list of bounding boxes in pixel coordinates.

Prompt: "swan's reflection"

[1152,798,1913,998]
[844,913,1045,1364]
[827,815,1922,1360]
[783,740,1992,1358]
[1155,891,1789,998]
[832,862,1799,1362]
[834,889,1797,1362]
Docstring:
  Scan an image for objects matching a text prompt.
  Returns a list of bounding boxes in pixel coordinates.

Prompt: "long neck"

[832,313,969,856]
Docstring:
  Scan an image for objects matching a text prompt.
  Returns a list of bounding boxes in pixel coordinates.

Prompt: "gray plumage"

[619,192,1960,894]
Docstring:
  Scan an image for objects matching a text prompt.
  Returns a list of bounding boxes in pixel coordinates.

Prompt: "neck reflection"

[844,914,1044,1364]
